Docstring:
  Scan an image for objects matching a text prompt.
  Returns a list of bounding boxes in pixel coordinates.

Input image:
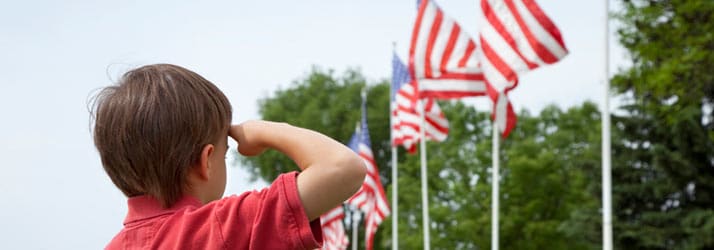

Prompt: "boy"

[92,64,366,249]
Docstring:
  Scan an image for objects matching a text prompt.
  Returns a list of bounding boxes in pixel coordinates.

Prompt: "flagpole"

[602,0,613,249]
[391,42,399,250]
[352,209,360,250]
[418,99,431,250]
[491,122,499,250]
[352,116,363,250]
[391,145,398,250]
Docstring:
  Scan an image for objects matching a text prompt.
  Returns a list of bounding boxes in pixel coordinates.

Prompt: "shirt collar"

[123,195,203,225]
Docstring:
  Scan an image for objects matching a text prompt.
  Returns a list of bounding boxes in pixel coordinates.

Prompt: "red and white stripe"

[392,80,449,154]
[409,0,518,137]
[409,0,488,99]
[346,144,390,250]
[479,0,568,134]
[321,206,349,250]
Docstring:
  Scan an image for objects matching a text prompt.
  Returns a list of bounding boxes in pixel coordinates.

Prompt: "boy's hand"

[229,121,268,156]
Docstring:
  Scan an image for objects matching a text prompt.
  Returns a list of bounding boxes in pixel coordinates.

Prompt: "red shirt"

[106,172,323,249]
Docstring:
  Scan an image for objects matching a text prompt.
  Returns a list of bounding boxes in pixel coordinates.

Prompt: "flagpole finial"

[361,86,367,101]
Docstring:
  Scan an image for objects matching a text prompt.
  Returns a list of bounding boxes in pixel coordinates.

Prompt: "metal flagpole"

[391,145,398,250]
[352,210,360,250]
[391,42,399,250]
[392,141,398,250]
[352,118,362,250]
[491,122,499,250]
[602,0,613,249]
[418,99,430,250]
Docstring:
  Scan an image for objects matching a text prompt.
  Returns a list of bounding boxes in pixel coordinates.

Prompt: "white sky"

[0,0,626,249]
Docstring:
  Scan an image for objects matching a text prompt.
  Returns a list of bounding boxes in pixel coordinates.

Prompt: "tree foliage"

[239,67,392,184]
[390,102,603,250]
[609,0,714,248]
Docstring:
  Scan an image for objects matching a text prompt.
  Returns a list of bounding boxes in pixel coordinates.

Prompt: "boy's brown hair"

[91,64,232,208]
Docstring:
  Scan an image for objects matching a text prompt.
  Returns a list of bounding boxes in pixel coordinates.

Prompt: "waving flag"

[409,0,487,98]
[478,0,569,134]
[321,205,349,250]
[409,0,517,137]
[346,96,390,250]
[391,53,449,154]
[479,0,568,91]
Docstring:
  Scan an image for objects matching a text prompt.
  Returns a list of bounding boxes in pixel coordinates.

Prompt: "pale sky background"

[0,1,626,249]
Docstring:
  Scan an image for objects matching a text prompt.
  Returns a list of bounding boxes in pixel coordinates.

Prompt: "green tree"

[239,67,392,184]
[242,67,606,249]
[609,0,714,249]
[497,104,602,250]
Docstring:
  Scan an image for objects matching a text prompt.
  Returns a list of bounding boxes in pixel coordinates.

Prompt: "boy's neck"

[183,187,218,205]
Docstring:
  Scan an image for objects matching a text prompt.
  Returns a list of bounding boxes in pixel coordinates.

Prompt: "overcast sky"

[0,0,625,249]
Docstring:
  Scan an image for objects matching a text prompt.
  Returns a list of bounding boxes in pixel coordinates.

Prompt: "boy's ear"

[195,144,215,180]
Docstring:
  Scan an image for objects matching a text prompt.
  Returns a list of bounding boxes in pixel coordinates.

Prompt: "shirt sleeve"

[213,171,323,249]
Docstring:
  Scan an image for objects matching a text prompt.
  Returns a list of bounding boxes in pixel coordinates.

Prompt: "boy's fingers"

[228,124,244,143]
[229,122,266,156]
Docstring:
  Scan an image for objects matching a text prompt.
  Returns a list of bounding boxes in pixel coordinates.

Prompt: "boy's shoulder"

[108,172,322,250]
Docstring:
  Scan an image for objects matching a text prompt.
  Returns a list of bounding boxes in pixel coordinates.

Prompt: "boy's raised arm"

[229,120,366,221]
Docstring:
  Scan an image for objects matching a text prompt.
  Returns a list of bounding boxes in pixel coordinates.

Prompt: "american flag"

[320,205,349,250]
[479,0,568,92]
[346,96,390,250]
[409,0,486,98]
[391,53,449,154]
[409,0,518,137]
[478,0,568,134]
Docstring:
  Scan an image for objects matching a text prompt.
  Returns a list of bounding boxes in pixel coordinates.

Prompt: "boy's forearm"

[255,122,354,170]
